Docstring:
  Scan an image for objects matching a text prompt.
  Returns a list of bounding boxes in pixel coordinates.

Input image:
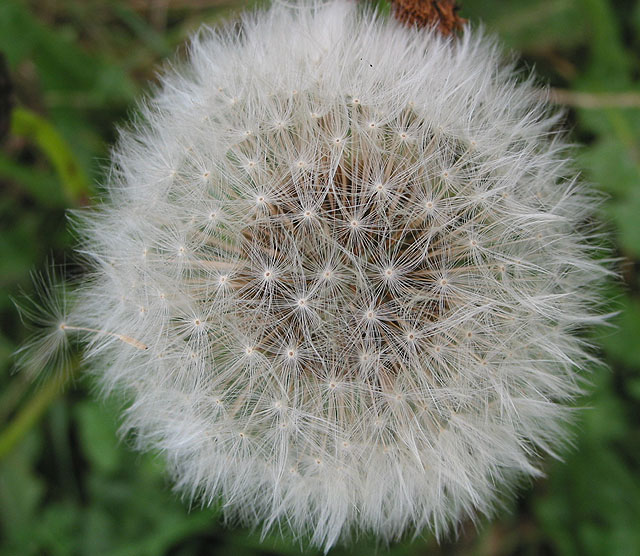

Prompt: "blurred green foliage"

[1,0,639,554]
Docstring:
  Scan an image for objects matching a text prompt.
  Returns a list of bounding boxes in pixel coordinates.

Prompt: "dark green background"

[1,1,639,554]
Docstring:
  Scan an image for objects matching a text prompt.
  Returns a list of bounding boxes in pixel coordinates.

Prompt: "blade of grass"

[0,361,77,461]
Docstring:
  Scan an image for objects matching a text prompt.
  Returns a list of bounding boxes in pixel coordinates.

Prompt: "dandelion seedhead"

[25,0,610,549]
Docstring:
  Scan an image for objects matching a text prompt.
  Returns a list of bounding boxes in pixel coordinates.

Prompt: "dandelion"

[20,0,610,549]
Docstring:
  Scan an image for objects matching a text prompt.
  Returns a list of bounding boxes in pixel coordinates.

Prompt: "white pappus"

[20,0,611,550]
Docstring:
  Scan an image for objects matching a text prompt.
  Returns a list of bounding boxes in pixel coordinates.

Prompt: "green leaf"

[611,186,640,258]
[0,0,136,181]
[75,401,122,475]
[600,295,640,367]
[580,0,631,86]
[0,434,44,553]
[0,152,65,206]
[580,138,640,197]
[10,107,91,203]
[37,502,81,556]
[462,0,588,51]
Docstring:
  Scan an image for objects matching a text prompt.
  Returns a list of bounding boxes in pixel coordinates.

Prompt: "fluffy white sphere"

[61,0,606,548]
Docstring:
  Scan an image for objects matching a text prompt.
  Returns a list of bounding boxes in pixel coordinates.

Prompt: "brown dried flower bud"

[391,0,466,34]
